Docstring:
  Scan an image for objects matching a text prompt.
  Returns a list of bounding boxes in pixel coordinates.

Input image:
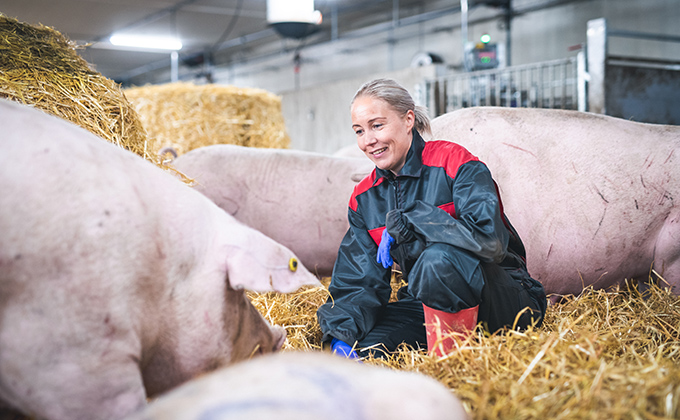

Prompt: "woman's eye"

[354,129,363,136]
[373,123,383,129]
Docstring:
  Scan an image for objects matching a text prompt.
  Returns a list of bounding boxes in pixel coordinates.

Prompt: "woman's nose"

[361,133,377,149]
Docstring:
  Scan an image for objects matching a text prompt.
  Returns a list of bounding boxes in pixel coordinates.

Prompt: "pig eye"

[288,257,298,272]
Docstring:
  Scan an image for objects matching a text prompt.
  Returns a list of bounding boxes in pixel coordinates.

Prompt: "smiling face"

[351,95,415,175]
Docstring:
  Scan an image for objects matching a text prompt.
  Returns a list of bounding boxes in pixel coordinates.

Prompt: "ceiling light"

[267,0,320,24]
[109,34,183,51]
[266,0,322,39]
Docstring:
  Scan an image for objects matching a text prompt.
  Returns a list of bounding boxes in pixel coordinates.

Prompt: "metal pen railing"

[421,56,579,118]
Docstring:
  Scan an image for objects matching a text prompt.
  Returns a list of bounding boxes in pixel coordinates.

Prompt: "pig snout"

[255,323,286,355]
[271,325,287,351]
[228,291,288,360]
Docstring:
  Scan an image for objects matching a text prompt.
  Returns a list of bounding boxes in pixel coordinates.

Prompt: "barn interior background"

[2,0,679,154]
[1,1,679,419]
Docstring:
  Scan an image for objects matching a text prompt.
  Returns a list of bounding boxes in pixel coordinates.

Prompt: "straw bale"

[251,276,680,419]
[0,15,152,160]
[124,82,291,156]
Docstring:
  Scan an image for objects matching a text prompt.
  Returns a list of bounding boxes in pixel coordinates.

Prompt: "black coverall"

[317,132,546,356]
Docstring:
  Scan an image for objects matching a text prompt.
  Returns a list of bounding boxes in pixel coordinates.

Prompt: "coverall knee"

[407,242,485,313]
[407,242,545,333]
[356,243,545,357]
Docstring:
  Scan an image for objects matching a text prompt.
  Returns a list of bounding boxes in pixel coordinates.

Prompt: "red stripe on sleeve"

[348,169,380,212]
[368,226,385,246]
[438,202,456,217]
[421,141,479,179]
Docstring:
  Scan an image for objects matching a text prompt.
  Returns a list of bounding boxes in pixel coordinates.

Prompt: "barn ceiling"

[0,0,456,84]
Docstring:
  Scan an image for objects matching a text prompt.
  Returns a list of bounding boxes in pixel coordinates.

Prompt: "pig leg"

[653,209,680,294]
[73,362,147,420]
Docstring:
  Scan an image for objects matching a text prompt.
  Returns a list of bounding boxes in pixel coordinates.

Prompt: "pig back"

[124,351,470,420]
[431,107,680,294]
[172,144,374,276]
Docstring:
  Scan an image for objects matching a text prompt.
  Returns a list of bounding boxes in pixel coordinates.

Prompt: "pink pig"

[430,107,680,297]
[124,351,470,420]
[171,144,374,277]
[0,99,320,420]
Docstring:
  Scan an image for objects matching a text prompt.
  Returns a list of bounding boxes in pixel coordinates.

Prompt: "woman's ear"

[405,109,415,134]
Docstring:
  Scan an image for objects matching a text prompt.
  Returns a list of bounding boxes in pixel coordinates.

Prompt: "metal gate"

[421,56,580,118]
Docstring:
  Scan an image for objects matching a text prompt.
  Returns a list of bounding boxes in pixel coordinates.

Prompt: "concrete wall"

[281,66,437,154]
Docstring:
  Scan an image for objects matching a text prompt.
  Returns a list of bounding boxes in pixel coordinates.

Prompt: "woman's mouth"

[371,147,387,157]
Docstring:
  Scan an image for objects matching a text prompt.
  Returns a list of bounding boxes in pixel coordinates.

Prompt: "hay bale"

[251,277,680,419]
[124,82,291,155]
[0,14,151,160]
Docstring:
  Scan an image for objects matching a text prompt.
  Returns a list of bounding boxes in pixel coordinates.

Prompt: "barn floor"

[250,276,680,419]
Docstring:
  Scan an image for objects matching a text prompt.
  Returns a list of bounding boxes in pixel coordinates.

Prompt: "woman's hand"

[331,338,361,360]
[376,229,394,268]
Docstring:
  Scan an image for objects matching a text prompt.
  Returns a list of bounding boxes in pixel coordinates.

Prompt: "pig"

[0,99,320,420]
[124,351,470,420]
[429,106,680,297]
[171,145,374,277]
[333,143,367,159]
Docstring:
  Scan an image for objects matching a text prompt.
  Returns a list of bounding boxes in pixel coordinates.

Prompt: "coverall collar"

[374,130,425,181]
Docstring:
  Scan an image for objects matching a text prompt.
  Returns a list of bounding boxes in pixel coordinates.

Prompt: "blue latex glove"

[376,229,394,269]
[331,338,360,360]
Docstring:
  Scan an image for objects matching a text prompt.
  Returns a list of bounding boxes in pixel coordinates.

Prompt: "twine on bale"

[0,14,151,160]
[250,276,680,419]
[124,82,291,156]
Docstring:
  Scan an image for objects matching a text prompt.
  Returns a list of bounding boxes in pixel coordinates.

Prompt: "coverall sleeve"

[387,160,509,264]
[316,208,393,345]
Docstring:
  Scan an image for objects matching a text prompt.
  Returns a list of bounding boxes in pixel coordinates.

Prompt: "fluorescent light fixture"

[109,34,182,51]
[267,0,321,24]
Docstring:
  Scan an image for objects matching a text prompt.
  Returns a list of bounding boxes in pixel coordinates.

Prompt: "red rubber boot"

[423,303,479,357]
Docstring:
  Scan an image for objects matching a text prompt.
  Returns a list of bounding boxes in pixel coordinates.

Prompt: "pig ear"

[225,252,320,294]
[221,223,321,293]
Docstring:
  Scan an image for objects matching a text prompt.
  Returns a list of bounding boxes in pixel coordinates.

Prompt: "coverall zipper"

[393,176,404,210]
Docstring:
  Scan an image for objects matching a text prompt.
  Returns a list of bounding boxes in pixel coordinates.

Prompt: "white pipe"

[461,0,469,72]
[171,51,179,82]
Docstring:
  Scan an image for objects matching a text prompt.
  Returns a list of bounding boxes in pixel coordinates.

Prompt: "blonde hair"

[352,78,431,136]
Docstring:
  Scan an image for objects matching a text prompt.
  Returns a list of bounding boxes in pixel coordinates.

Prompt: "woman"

[317,78,546,358]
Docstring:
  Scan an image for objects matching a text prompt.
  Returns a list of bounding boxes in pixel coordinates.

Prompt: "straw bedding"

[0,15,151,160]
[124,82,291,155]
[2,12,677,420]
[249,275,680,419]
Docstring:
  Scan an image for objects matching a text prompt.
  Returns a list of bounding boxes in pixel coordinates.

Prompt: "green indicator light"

[480,33,491,43]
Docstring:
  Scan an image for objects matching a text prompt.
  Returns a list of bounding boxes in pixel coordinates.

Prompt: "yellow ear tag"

[288,257,298,272]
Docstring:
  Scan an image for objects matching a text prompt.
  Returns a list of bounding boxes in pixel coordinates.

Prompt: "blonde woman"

[317,78,546,358]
